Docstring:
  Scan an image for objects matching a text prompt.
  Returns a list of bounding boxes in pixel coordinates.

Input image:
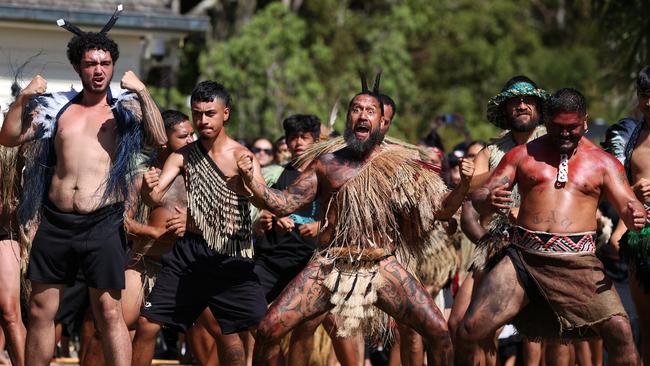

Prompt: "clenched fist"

[20,75,47,98]
[237,154,255,184]
[629,201,647,231]
[120,70,146,93]
[460,157,475,183]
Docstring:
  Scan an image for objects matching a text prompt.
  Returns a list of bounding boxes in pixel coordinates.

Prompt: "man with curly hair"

[0,8,166,366]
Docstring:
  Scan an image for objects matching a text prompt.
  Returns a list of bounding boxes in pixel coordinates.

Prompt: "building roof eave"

[0,5,209,33]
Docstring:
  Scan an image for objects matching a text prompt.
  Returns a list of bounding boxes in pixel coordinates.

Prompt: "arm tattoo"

[251,171,317,217]
[136,89,167,146]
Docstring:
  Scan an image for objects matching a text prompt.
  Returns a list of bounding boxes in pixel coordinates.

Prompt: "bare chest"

[630,129,650,181]
[161,175,187,209]
[321,161,361,192]
[56,105,117,152]
[518,157,601,196]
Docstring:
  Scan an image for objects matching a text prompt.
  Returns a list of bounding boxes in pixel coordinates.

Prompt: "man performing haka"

[459,88,644,365]
[237,74,474,366]
[451,75,551,365]
[136,81,267,366]
[0,6,167,366]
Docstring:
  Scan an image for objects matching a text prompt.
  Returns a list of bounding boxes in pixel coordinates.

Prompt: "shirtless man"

[81,109,197,365]
[0,17,166,366]
[459,88,644,365]
[135,81,267,366]
[238,79,474,366]
[605,65,650,363]
[450,75,549,365]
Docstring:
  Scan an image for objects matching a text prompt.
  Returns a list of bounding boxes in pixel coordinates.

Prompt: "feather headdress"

[57,4,123,36]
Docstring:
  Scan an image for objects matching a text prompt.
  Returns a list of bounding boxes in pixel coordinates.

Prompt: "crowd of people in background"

[2,5,650,366]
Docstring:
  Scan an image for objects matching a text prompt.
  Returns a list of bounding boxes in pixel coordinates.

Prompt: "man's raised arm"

[0,75,47,147]
[602,154,646,232]
[471,147,520,217]
[120,71,167,146]
[237,154,318,217]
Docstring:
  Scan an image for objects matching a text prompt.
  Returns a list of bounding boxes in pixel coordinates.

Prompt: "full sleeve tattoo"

[136,89,167,146]
[248,169,318,217]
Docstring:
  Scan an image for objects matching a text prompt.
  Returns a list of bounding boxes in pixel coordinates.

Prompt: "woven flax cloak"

[296,138,449,336]
[184,142,253,258]
[298,137,448,262]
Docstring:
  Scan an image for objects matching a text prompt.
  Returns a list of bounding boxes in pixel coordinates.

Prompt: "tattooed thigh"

[374,257,444,336]
[264,260,333,334]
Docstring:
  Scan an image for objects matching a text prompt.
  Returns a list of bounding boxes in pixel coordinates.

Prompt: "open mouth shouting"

[92,76,105,88]
[354,123,371,139]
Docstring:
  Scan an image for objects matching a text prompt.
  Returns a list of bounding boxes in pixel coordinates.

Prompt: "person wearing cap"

[449,76,555,364]
[0,6,166,366]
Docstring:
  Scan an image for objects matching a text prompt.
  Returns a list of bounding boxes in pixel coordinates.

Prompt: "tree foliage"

[172,0,645,145]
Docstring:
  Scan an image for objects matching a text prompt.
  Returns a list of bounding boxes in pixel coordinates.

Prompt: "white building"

[0,0,208,108]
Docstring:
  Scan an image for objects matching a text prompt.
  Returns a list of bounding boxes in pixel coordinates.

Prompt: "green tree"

[200,2,326,140]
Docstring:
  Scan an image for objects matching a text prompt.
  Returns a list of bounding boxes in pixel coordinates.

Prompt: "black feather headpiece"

[358,70,382,95]
[57,4,123,36]
[354,70,384,114]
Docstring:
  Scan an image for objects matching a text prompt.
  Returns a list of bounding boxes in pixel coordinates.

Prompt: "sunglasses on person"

[252,147,273,155]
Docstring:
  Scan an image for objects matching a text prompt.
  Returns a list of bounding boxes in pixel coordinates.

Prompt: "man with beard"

[449,75,550,365]
[237,76,474,366]
[0,7,167,366]
[136,81,267,366]
[604,65,650,364]
[459,88,644,365]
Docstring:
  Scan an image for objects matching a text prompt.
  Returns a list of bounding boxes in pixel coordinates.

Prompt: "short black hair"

[545,88,587,120]
[191,80,232,109]
[161,110,190,131]
[420,129,445,152]
[274,137,286,151]
[637,66,650,93]
[283,114,321,140]
[502,75,539,91]
[67,33,119,66]
[378,94,397,119]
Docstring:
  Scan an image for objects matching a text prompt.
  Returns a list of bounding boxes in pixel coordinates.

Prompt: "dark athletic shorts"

[0,225,19,242]
[27,200,127,289]
[254,262,302,303]
[55,270,89,336]
[141,234,267,334]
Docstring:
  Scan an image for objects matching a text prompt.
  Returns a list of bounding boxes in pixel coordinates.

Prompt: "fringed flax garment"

[184,142,253,258]
[299,140,448,337]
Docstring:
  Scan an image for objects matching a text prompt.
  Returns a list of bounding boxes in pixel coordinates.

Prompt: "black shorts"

[254,262,302,303]
[55,270,89,336]
[142,234,267,334]
[0,225,19,242]
[27,200,127,289]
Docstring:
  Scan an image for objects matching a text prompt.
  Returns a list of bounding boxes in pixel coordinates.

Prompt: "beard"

[508,114,539,132]
[344,119,383,158]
